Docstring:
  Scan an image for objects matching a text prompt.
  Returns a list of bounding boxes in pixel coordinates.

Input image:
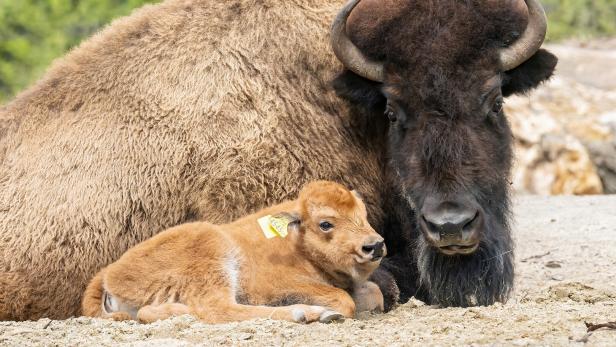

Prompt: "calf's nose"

[362,241,386,260]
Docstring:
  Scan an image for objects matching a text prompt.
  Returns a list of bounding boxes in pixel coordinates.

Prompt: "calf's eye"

[319,221,334,232]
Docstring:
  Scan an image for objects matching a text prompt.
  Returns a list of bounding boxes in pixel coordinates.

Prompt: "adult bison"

[0,0,556,320]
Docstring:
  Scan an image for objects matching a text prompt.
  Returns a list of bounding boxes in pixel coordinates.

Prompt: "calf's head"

[332,0,557,305]
[283,181,385,285]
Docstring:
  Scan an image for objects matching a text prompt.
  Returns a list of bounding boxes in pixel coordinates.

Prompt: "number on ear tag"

[257,215,289,239]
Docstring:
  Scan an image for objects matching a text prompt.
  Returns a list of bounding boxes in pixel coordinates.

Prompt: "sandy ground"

[1,194,615,346]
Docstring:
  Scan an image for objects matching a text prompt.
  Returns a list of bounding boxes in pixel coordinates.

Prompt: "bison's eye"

[491,97,504,115]
[319,221,334,232]
[385,104,397,122]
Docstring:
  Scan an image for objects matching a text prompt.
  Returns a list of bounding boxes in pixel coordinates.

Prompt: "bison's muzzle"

[419,195,482,255]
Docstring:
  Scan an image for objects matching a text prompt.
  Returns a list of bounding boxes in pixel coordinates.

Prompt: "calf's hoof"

[319,310,345,323]
[291,305,327,323]
[109,312,134,321]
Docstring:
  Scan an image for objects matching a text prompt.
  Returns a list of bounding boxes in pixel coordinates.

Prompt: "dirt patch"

[547,282,615,304]
[1,195,615,346]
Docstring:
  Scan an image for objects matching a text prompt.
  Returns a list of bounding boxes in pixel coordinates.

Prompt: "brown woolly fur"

[82,181,385,324]
[0,0,556,320]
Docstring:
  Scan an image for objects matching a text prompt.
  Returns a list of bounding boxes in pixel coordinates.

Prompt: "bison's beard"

[415,213,514,307]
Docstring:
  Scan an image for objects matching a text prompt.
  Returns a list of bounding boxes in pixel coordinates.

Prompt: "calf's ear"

[502,49,558,97]
[271,212,301,232]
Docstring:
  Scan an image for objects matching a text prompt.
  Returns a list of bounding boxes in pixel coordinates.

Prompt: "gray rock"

[588,140,616,194]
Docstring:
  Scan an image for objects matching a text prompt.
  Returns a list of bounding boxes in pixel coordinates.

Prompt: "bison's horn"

[331,0,385,82]
[499,0,548,71]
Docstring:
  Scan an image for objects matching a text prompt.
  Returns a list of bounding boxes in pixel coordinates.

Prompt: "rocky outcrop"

[507,42,616,195]
[588,140,616,194]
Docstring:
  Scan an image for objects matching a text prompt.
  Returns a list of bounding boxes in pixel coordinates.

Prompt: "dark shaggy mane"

[414,198,514,307]
[376,189,514,308]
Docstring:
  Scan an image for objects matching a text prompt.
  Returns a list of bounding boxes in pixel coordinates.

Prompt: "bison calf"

[82,181,385,324]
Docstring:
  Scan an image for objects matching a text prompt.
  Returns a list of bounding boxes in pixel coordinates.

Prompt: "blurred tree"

[0,0,157,102]
[543,0,616,41]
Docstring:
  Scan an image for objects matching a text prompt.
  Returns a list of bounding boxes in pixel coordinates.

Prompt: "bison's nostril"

[422,215,438,233]
[463,212,479,232]
[421,203,478,238]
[421,215,441,241]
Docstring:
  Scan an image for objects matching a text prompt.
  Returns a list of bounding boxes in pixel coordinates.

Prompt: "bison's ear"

[333,70,387,111]
[502,49,558,97]
[271,212,301,233]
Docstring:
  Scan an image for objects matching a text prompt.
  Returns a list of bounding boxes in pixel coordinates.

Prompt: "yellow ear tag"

[257,215,289,239]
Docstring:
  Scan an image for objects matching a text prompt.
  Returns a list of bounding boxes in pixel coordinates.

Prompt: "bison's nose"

[419,197,481,255]
[362,241,386,261]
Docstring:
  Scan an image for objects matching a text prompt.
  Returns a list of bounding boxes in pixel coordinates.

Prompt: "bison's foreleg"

[352,281,384,313]
[369,259,408,311]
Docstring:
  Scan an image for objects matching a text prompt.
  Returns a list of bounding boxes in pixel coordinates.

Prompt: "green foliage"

[0,0,615,103]
[0,0,157,102]
[543,0,616,41]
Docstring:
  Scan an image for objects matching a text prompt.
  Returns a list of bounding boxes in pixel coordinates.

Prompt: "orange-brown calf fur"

[82,181,385,324]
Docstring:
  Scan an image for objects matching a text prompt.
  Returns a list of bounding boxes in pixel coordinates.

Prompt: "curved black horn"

[330,0,385,82]
[499,0,548,71]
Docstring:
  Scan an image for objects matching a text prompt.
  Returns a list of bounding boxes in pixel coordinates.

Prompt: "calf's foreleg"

[186,289,335,324]
[280,283,356,319]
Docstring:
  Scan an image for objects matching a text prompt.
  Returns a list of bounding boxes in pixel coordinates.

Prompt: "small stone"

[405,297,426,308]
[463,308,484,319]
[237,333,253,340]
[552,287,570,300]
[545,261,562,268]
